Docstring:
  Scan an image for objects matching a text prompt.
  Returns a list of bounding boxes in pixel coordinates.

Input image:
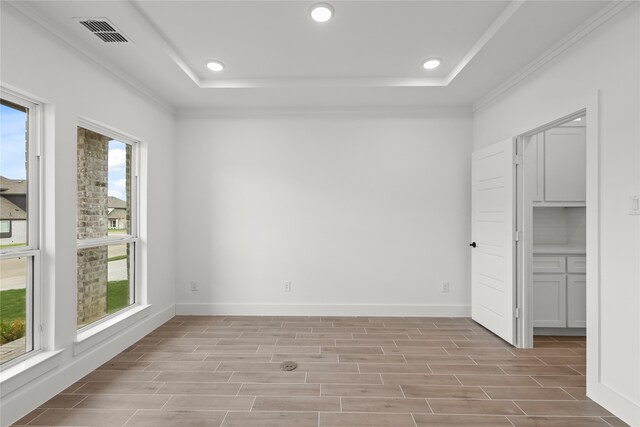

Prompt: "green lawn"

[0,289,26,323]
[0,243,27,249]
[106,280,130,314]
[0,281,130,323]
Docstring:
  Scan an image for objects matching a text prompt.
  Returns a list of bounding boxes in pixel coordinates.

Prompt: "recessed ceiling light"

[206,60,225,72]
[422,58,441,70]
[310,3,334,23]
[574,117,582,121]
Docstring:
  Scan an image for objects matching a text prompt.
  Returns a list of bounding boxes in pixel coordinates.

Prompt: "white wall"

[0,6,176,426]
[473,5,640,425]
[175,113,472,316]
[532,207,586,247]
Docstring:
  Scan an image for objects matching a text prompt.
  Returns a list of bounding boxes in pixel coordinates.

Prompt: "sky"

[1,103,127,200]
[0,103,27,180]
[108,141,127,201]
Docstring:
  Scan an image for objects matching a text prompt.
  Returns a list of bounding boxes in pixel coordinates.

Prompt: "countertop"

[533,244,586,255]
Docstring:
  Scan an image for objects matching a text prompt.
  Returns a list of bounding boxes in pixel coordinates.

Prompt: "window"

[0,220,11,238]
[76,123,138,330]
[0,92,41,365]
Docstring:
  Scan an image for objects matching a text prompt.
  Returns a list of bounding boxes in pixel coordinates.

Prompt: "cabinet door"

[567,274,586,328]
[544,127,586,202]
[527,133,545,202]
[533,274,567,327]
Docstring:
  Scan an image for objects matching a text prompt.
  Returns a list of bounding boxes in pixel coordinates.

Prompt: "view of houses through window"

[77,126,136,329]
[0,97,35,364]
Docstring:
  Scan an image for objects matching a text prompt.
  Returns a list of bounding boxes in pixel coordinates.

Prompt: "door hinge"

[514,154,523,165]
[515,307,521,319]
[514,230,522,242]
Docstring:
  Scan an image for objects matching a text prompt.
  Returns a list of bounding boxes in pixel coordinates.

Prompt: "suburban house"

[0,176,27,245]
[0,2,639,427]
[107,196,127,230]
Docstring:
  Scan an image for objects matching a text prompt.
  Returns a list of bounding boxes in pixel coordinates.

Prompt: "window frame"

[76,118,140,333]
[0,88,42,368]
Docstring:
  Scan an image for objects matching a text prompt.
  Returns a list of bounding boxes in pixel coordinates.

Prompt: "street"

[1,245,129,290]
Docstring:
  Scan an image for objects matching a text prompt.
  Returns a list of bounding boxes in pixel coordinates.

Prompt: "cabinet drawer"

[567,256,586,273]
[533,256,566,273]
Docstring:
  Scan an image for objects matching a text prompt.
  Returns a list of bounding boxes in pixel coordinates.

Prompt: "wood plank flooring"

[12,316,628,426]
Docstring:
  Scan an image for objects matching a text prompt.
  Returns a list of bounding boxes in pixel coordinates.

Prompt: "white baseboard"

[0,304,175,427]
[175,303,471,317]
[588,381,640,427]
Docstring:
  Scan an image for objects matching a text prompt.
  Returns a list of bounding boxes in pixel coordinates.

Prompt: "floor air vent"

[79,19,129,43]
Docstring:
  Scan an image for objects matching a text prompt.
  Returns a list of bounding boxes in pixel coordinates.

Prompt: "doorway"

[516,110,587,349]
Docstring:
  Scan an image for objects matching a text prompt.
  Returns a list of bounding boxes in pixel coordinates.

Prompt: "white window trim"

[74,304,151,356]
[0,349,64,398]
[75,118,141,335]
[0,87,42,369]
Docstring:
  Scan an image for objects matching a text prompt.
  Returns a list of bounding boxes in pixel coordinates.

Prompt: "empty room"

[0,1,639,426]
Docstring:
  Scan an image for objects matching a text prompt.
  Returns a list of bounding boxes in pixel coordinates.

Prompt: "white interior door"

[471,138,517,345]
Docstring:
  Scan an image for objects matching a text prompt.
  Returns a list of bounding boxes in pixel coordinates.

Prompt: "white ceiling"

[134,1,508,80]
[8,1,615,110]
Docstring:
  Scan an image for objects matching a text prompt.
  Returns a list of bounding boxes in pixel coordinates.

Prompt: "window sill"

[74,304,151,356]
[0,349,64,398]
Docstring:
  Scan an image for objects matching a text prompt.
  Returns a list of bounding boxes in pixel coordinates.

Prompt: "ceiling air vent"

[78,19,129,43]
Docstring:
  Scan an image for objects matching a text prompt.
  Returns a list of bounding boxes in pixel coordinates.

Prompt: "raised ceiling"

[134,1,509,82]
[5,1,620,110]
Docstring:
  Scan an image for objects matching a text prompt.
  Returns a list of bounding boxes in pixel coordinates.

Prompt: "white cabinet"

[533,256,566,273]
[533,274,567,327]
[567,274,586,327]
[567,256,586,273]
[527,128,586,205]
[532,255,585,329]
[529,133,545,203]
[544,128,586,202]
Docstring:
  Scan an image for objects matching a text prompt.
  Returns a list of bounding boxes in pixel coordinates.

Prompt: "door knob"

[469,242,477,248]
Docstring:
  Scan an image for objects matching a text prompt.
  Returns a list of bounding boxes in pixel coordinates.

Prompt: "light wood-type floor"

[13,316,628,426]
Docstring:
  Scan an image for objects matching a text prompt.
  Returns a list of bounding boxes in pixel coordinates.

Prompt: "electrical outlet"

[190,281,198,291]
[442,282,450,293]
[284,281,292,292]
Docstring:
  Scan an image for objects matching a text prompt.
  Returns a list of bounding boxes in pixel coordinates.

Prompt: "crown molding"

[3,1,176,115]
[130,0,522,90]
[472,1,632,112]
[176,105,473,118]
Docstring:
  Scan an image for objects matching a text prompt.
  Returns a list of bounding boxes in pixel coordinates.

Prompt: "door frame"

[514,96,597,349]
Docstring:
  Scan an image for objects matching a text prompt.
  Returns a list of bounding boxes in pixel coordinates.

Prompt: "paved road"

[108,244,129,282]
[1,258,27,290]
[2,244,129,290]
[108,259,128,282]
[108,244,127,258]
